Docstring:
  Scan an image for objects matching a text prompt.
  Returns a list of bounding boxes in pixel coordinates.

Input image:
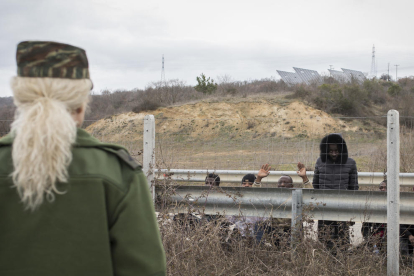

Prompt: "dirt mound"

[86,99,365,143]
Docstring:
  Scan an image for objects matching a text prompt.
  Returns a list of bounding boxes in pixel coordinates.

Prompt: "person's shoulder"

[0,134,13,176]
[71,129,143,193]
[74,128,141,171]
[98,146,141,171]
[346,158,357,165]
[315,157,322,165]
[0,133,13,147]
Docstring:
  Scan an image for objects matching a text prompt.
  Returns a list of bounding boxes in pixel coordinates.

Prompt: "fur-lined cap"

[320,133,348,164]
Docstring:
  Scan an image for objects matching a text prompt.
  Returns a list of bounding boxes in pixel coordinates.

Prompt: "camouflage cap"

[16,41,91,80]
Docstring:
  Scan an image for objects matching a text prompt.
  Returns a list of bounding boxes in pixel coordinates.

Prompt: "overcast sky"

[1,0,413,97]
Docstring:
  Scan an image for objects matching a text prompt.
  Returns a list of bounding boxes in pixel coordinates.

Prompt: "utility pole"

[388,63,390,81]
[161,54,166,84]
[395,64,399,81]
[370,45,377,78]
[329,65,334,77]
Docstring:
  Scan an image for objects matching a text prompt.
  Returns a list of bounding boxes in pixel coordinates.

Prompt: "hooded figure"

[313,133,358,251]
[313,133,358,190]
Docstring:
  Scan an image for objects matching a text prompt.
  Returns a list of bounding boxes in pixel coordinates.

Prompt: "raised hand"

[297,162,306,178]
[257,164,271,180]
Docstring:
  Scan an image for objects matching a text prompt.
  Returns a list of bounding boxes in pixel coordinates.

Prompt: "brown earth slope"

[86,99,377,143]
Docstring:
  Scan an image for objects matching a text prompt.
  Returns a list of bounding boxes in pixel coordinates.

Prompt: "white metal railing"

[161,185,414,224]
[155,169,414,186]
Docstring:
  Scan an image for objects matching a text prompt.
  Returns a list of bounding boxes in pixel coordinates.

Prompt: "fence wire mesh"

[152,115,392,190]
[82,114,414,190]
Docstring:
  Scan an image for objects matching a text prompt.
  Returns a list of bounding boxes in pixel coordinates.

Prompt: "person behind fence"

[362,180,414,256]
[0,41,166,276]
[401,224,414,257]
[205,173,220,186]
[203,173,224,222]
[227,165,272,240]
[241,173,261,187]
[313,133,358,251]
[361,180,387,254]
[252,162,313,189]
[252,162,313,245]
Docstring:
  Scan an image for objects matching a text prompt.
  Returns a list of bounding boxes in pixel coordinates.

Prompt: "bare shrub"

[286,85,314,99]
[84,80,198,120]
[366,127,414,173]
[216,76,288,96]
[146,79,196,105]
[0,97,16,135]
[2,76,414,133]
[154,178,413,275]
[306,83,370,116]
[132,99,163,113]
[247,121,255,130]
[217,74,239,96]
[400,128,414,172]
[86,89,142,120]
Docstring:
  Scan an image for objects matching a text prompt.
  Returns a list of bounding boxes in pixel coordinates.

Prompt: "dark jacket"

[0,129,166,276]
[313,133,358,190]
[401,224,414,240]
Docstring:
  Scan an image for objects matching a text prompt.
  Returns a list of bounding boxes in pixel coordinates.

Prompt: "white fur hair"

[10,77,92,210]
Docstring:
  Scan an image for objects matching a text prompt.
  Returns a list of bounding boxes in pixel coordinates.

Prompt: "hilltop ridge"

[86,96,384,144]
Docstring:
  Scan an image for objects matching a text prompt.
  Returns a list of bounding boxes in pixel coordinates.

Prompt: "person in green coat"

[0,41,166,276]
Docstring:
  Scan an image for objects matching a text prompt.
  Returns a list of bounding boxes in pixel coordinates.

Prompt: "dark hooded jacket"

[313,133,358,190]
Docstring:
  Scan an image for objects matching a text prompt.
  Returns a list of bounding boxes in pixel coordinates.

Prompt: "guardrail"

[156,169,414,186]
[161,185,414,224]
[147,110,406,275]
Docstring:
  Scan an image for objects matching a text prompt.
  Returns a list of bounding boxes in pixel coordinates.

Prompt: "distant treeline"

[1,76,414,132]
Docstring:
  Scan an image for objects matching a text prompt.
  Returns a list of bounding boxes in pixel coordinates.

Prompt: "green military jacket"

[0,129,166,276]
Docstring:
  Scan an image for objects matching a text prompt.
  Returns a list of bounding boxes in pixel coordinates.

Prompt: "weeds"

[155,178,414,275]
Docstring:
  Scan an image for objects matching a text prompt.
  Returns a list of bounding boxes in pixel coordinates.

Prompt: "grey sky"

[1,0,413,97]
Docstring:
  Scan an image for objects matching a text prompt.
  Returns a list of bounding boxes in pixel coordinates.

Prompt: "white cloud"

[0,0,414,96]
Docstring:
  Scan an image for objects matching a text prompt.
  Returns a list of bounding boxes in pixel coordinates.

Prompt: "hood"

[319,133,348,164]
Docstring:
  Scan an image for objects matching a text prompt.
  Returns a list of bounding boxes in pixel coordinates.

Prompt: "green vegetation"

[388,83,402,96]
[287,77,414,126]
[194,73,218,94]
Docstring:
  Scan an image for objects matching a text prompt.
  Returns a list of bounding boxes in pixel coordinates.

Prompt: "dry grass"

[156,180,414,275]
[366,126,414,173]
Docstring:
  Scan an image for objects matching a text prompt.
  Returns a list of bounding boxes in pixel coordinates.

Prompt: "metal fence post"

[387,110,400,276]
[291,189,303,251]
[143,115,155,202]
